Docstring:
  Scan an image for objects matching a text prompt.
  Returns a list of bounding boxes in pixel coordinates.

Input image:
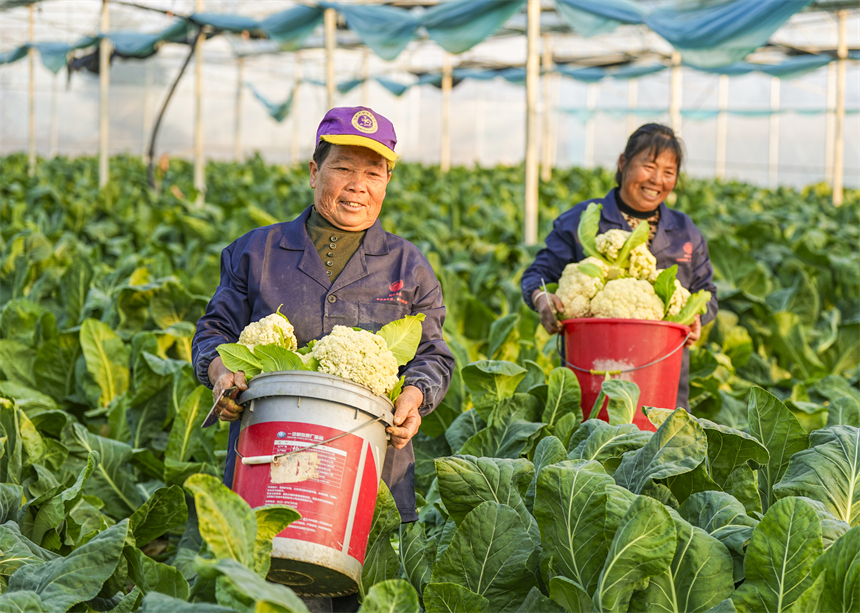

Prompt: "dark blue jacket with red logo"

[521,189,718,409]
[192,206,455,521]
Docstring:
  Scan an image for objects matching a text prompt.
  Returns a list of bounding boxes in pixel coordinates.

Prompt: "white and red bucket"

[231,371,393,597]
[561,318,690,431]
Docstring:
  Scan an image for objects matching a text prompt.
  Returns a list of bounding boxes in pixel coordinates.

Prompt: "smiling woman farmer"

[521,123,718,409]
[191,106,454,527]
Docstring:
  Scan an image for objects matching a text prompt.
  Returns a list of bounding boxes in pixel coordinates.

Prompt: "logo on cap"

[352,110,378,134]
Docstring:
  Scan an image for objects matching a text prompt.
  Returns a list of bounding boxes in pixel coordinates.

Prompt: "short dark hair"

[615,123,684,185]
[313,139,334,168]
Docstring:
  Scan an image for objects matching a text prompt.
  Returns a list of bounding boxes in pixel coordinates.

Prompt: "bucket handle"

[561,332,691,376]
[237,414,387,465]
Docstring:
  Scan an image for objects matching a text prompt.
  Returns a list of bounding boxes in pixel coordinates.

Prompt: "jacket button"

[329,243,336,249]
[326,260,333,267]
[326,270,332,276]
[327,295,337,303]
[330,235,339,242]
[326,251,334,257]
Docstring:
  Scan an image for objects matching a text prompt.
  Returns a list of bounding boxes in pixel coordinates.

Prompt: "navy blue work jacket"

[192,206,455,522]
[521,189,718,409]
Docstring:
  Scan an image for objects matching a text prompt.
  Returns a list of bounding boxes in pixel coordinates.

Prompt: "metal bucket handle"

[560,331,691,376]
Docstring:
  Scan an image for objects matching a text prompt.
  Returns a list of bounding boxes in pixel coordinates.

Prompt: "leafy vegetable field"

[0,153,858,612]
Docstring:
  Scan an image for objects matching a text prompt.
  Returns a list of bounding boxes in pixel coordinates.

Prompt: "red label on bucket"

[232,421,380,564]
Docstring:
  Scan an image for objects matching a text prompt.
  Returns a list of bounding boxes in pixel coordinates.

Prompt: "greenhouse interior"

[0,1,859,612]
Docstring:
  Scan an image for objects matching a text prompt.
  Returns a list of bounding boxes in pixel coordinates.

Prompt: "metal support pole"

[524,0,540,246]
[626,78,638,136]
[324,8,336,110]
[99,0,110,187]
[292,53,302,164]
[142,59,152,163]
[49,73,58,158]
[716,75,728,179]
[193,0,205,205]
[833,10,847,206]
[361,48,370,107]
[28,4,36,176]
[584,83,598,169]
[541,34,553,182]
[825,61,836,185]
[768,76,780,189]
[669,51,682,134]
[441,53,452,173]
[474,81,484,166]
[234,57,244,161]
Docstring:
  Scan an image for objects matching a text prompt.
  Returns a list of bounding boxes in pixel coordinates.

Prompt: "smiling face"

[617,148,678,213]
[309,144,391,232]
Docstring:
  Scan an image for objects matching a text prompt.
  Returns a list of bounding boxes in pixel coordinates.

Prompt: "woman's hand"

[208,357,248,422]
[685,315,702,347]
[532,289,564,335]
[388,385,423,449]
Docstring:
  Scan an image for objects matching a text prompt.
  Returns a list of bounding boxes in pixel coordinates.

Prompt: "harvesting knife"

[202,386,238,428]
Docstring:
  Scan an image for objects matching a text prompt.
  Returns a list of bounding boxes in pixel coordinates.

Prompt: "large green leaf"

[731,497,823,613]
[360,481,401,598]
[592,495,677,613]
[827,397,860,428]
[517,586,562,613]
[577,202,609,264]
[0,340,36,388]
[376,314,426,366]
[460,361,527,406]
[216,343,263,379]
[60,259,93,327]
[614,409,707,495]
[769,312,827,380]
[436,455,535,534]
[543,367,581,428]
[253,506,301,576]
[601,380,640,426]
[549,576,593,613]
[444,409,486,455]
[138,591,238,612]
[7,520,130,612]
[567,420,652,464]
[748,388,809,513]
[526,436,567,512]
[460,396,544,459]
[533,460,615,595]
[0,591,49,612]
[183,474,256,569]
[628,516,734,613]
[359,579,420,613]
[0,523,60,584]
[679,491,759,583]
[128,485,188,547]
[79,319,130,407]
[431,501,536,613]
[63,423,144,518]
[124,546,189,600]
[195,557,309,612]
[807,526,860,613]
[399,522,435,598]
[773,425,860,526]
[164,386,215,485]
[423,582,490,613]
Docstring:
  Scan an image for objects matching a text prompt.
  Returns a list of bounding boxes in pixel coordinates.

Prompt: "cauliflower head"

[556,257,607,319]
[590,278,665,321]
[627,244,657,281]
[595,229,629,261]
[666,280,692,318]
[238,311,298,353]
[311,326,399,396]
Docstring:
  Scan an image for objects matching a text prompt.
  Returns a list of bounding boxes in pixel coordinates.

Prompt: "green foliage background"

[0,152,858,612]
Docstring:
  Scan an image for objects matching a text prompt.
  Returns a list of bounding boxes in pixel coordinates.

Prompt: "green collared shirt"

[305,207,367,283]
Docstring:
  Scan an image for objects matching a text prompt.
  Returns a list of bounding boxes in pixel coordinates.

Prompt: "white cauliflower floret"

[590,278,665,321]
[238,311,298,353]
[311,326,399,396]
[556,257,607,319]
[666,280,691,318]
[628,244,657,281]
[595,229,629,261]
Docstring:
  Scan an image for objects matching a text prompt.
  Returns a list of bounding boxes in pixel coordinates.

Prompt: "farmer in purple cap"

[192,107,454,528]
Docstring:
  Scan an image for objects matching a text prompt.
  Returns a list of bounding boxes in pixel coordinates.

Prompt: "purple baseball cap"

[315,106,398,168]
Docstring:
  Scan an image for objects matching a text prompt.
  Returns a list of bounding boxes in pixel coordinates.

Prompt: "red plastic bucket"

[231,371,393,597]
[561,318,690,431]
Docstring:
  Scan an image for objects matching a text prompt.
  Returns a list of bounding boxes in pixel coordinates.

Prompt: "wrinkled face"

[618,149,678,213]
[309,144,391,232]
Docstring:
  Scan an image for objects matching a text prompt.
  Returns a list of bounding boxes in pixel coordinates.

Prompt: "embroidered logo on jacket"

[376,279,408,305]
[676,242,694,264]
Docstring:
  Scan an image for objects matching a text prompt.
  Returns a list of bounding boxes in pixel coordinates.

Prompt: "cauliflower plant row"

[218,307,426,400]
[553,203,709,326]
